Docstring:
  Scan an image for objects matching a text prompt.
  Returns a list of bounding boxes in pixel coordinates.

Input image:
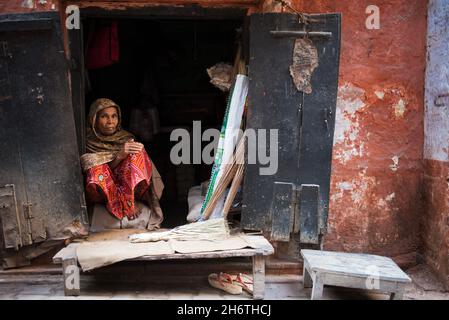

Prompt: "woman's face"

[96,107,119,136]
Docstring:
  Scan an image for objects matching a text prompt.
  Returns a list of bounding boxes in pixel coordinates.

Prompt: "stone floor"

[0,264,447,300]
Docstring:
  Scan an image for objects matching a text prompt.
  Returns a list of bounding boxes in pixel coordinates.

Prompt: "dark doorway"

[79,16,244,228]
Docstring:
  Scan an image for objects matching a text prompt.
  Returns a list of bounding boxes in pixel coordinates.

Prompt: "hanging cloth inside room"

[85,20,120,70]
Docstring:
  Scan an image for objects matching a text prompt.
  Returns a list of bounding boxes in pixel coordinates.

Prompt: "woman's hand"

[116,139,144,160]
[110,139,144,169]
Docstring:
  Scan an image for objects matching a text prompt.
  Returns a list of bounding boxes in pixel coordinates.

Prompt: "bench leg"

[63,258,80,296]
[310,273,324,300]
[303,264,313,288]
[252,255,265,300]
[390,287,405,300]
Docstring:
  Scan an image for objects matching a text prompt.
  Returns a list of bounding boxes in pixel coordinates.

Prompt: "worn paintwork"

[289,38,319,94]
[422,0,449,290]
[270,1,427,270]
[242,12,340,243]
[0,12,88,264]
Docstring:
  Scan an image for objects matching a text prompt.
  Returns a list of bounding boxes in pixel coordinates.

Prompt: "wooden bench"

[301,249,412,300]
[53,237,274,299]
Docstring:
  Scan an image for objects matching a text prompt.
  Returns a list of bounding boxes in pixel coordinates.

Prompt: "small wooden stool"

[301,249,412,300]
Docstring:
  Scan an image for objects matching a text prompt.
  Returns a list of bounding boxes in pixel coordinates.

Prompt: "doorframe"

[77,5,248,20]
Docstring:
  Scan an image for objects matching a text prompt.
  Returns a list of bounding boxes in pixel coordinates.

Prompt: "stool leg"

[390,287,405,300]
[311,273,324,300]
[303,264,313,288]
[252,255,265,300]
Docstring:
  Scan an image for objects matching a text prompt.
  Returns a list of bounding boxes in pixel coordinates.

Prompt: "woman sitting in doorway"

[80,98,163,229]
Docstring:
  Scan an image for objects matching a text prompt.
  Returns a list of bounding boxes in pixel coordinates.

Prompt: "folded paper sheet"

[75,231,271,271]
[168,236,250,254]
[76,240,174,271]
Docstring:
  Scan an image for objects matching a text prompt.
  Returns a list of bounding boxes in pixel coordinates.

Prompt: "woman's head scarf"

[80,98,134,171]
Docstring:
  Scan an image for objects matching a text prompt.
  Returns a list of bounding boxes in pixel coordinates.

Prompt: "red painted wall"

[281,0,427,267]
[422,160,449,288]
[0,0,59,13]
[0,1,430,269]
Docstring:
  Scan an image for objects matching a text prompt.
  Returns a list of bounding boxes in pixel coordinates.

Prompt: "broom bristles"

[129,218,230,243]
[202,138,245,220]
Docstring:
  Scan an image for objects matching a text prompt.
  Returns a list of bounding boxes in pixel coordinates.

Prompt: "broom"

[222,162,244,218]
[202,138,245,220]
[129,218,230,243]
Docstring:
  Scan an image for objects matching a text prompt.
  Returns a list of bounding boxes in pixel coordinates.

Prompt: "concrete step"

[0,258,301,277]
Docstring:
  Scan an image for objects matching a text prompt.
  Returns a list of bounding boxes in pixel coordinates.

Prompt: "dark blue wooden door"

[0,12,88,261]
[241,13,341,243]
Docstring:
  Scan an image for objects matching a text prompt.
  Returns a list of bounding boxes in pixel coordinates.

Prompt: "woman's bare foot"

[127,203,142,220]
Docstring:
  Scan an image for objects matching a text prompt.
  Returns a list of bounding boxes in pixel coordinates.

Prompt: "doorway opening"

[77,13,246,229]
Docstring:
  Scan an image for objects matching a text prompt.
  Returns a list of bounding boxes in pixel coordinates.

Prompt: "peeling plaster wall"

[274,0,427,267]
[422,0,449,289]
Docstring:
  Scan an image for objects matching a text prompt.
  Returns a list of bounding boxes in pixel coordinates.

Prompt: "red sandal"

[232,273,254,294]
[208,273,243,295]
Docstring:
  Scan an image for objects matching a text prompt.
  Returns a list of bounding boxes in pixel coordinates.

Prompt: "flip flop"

[230,273,254,294]
[208,273,242,295]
